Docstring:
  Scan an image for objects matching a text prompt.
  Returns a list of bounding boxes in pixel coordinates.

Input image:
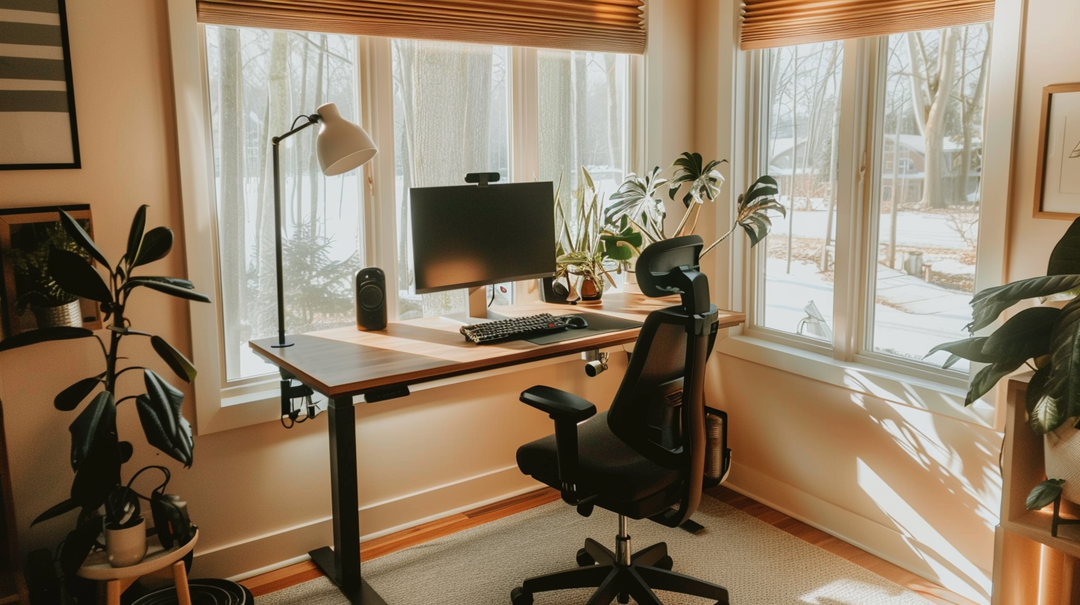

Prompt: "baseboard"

[727,462,992,605]
[194,466,539,580]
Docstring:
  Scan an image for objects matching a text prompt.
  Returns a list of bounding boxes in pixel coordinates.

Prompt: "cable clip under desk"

[363,384,411,403]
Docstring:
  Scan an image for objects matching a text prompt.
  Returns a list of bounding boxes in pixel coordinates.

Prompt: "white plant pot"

[1044,423,1080,505]
[105,517,147,567]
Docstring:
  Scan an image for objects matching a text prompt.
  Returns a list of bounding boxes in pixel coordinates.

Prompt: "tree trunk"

[919,28,958,210]
[218,27,244,378]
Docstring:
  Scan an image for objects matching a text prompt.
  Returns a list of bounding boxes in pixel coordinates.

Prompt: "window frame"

[721,1,1023,429]
[166,0,641,434]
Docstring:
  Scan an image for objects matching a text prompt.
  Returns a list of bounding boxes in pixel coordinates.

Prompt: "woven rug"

[257,495,933,604]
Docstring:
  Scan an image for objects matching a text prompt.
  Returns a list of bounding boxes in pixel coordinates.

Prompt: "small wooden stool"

[77,530,198,605]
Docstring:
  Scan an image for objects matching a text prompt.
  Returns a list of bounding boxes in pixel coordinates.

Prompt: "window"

[750,23,993,379]
[205,26,365,382]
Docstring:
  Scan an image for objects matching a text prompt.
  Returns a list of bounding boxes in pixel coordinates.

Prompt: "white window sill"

[715,333,997,429]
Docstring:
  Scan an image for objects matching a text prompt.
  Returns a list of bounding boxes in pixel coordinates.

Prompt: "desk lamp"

[270,102,377,349]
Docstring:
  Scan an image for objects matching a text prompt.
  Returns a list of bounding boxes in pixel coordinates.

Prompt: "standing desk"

[250,291,745,604]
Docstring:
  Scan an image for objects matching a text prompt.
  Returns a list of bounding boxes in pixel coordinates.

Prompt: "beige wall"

[0,0,630,580]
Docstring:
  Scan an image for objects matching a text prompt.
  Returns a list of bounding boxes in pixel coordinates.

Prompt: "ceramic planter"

[1044,423,1080,505]
[105,517,147,567]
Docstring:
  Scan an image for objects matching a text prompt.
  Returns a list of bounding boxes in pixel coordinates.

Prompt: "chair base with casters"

[511,514,729,605]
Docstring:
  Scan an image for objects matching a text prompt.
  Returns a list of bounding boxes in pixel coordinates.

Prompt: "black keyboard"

[460,313,574,344]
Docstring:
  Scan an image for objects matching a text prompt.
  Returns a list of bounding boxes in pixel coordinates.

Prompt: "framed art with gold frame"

[1034,83,1080,219]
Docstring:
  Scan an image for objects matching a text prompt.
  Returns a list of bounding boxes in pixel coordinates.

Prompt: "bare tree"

[907,28,958,209]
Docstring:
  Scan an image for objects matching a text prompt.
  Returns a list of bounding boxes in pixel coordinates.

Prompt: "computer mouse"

[564,315,588,329]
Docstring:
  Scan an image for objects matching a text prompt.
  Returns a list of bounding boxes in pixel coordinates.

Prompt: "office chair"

[512,235,731,605]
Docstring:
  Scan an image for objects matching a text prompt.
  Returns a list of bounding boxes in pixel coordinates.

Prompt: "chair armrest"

[520,385,597,504]
[520,385,597,422]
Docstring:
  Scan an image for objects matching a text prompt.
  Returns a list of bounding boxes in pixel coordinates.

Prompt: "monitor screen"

[410,181,556,295]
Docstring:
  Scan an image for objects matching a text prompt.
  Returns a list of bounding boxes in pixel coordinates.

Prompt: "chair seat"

[516,412,681,518]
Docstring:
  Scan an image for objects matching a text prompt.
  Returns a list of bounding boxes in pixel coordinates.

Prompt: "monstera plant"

[928,216,1080,512]
[0,206,209,576]
[605,151,785,258]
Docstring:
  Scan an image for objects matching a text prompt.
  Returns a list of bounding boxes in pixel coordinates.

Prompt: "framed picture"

[0,0,81,170]
[1035,83,1080,218]
[0,205,102,339]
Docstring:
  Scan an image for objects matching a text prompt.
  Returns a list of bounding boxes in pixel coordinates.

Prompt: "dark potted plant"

[551,168,629,303]
[7,221,89,329]
[0,206,209,579]
[928,216,1080,520]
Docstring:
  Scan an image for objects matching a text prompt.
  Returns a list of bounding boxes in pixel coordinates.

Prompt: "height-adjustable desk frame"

[251,292,744,604]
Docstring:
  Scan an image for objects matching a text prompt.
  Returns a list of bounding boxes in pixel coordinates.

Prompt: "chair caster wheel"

[617,592,630,604]
[656,555,674,570]
[511,587,533,605]
[576,548,595,566]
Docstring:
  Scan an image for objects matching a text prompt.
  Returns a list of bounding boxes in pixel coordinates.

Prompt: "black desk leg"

[308,395,388,605]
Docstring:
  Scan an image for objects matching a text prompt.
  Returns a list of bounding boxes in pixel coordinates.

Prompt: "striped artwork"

[0,0,79,169]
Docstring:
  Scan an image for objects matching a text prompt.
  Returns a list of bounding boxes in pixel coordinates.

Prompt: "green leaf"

[1044,296,1080,420]
[124,276,194,289]
[926,336,999,363]
[0,326,94,353]
[982,306,1059,359]
[137,369,194,466]
[1026,478,1066,510]
[968,274,1080,332]
[742,175,780,208]
[124,204,148,270]
[966,358,1027,405]
[54,375,104,411]
[1048,217,1080,276]
[47,247,113,303]
[59,513,104,577]
[1029,391,1068,433]
[31,498,80,526]
[58,209,110,268]
[125,277,210,303]
[1026,364,1052,416]
[118,441,133,464]
[151,336,197,383]
[68,391,115,471]
[132,226,173,268]
[69,438,121,510]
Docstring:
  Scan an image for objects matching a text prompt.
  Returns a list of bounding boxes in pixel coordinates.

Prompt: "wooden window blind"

[740,0,995,50]
[195,0,646,54]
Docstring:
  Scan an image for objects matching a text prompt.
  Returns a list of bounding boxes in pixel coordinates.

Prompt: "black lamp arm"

[272,114,321,146]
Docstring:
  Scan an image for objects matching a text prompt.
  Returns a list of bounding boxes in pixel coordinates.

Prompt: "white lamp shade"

[316,102,378,176]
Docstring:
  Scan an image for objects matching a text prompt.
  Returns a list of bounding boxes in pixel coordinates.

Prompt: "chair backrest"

[607,235,719,528]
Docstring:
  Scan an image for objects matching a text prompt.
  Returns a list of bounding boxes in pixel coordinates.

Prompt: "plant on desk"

[928,216,1080,535]
[605,151,785,259]
[0,206,208,586]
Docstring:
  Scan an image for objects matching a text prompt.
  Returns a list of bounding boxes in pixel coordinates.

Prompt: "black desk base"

[309,546,387,605]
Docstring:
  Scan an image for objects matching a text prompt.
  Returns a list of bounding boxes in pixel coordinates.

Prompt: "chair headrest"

[636,234,711,316]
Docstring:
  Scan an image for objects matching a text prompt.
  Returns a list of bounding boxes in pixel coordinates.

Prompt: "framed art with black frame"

[0,205,102,339]
[1034,83,1080,219]
[0,0,81,170]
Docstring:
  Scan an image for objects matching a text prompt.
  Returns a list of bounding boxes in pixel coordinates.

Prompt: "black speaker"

[356,267,387,331]
[538,275,572,304]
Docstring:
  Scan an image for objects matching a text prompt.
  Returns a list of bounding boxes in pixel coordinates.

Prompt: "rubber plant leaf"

[30,498,80,526]
[54,374,104,411]
[124,277,210,303]
[132,226,174,268]
[47,248,113,303]
[981,306,1059,360]
[124,204,148,270]
[0,326,94,353]
[126,276,195,289]
[69,437,121,509]
[58,209,110,268]
[137,369,194,466]
[1026,365,1052,417]
[68,391,116,471]
[966,358,1027,406]
[151,335,198,383]
[1047,216,1080,276]
[967,274,1080,332]
[1026,478,1066,510]
[1043,296,1080,421]
[118,441,133,464]
[926,336,999,363]
[59,513,107,577]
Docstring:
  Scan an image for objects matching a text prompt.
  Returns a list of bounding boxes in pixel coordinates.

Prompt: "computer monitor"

[410,181,556,319]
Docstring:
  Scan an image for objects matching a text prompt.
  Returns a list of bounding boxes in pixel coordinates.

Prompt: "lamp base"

[272,342,294,349]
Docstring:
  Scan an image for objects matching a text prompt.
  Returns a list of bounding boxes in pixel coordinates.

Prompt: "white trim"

[717,334,996,427]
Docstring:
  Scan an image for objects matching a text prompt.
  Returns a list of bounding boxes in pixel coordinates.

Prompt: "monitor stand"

[439,286,511,325]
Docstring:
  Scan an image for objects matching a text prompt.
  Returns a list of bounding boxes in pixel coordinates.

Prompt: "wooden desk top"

[250,292,744,399]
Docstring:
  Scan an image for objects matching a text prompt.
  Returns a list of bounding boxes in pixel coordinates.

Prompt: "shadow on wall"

[708,354,1000,603]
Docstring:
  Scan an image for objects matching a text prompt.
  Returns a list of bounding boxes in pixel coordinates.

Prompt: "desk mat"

[525,310,642,345]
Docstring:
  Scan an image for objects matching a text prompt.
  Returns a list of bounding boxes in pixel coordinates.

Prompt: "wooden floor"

[239,485,979,605]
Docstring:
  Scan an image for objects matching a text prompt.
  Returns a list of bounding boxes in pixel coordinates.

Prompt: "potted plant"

[102,484,145,567]
[928,216,1080,526]
[7,221,90,329]
[0,206,208,580]
[605,151,785,260]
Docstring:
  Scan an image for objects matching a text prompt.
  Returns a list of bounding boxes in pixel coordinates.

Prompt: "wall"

[705,1,1073,604]
[0,0,633,581]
